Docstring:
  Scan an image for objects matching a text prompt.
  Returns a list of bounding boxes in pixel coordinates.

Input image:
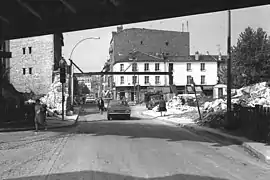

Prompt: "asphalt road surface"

[0,103,270,180]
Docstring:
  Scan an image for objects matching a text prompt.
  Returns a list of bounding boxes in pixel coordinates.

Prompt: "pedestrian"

[41,104,48,130]
[34,100,48,133]
[97,97,104,114]
[181,96,186,105]
[158,96,167,117]
[34,99,42,133]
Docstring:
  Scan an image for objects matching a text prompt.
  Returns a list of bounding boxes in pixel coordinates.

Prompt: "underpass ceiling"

[0,0,269,40]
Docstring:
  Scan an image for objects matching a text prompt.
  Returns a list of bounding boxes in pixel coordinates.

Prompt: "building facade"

[9,34,63,95]
[77,75,92,91]
[0,40,10,81]
[109,26,190,100]
[112,51,221,101]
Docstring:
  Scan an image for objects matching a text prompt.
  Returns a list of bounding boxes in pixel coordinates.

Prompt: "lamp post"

[69,37,100,106]
[59,58,67,121]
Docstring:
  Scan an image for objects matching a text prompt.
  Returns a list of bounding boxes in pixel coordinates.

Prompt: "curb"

[0,107,82,133]
[142,111,270,164]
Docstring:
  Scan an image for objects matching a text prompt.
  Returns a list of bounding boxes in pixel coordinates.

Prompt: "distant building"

[0,40,10,81]
[112,51,223,101]
[77,75,92,91]
[9,34,64,95]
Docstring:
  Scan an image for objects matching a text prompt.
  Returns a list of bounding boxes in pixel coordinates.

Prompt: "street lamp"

[68,37,100,106]
[59,57,67,121]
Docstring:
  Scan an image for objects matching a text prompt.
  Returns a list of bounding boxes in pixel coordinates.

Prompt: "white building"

[112,51,219,101]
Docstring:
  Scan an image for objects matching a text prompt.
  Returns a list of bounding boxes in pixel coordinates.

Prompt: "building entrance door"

[218,88,223,98]
[131,92,135,101]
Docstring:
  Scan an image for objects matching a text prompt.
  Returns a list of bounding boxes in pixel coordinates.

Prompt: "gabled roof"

[115,51,163,64]
[189,55,227,62]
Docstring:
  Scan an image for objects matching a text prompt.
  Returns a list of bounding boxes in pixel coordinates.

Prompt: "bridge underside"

[0,0,269,40]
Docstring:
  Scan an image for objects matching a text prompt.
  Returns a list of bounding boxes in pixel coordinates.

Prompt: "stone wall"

[9,35,54,95]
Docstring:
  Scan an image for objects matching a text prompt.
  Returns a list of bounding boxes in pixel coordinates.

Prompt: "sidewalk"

[142,109,270,164]
[0,108,81,133]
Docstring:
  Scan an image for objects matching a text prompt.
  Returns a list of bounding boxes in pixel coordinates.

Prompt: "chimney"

[195,51,199,61]
[117,25,123,32]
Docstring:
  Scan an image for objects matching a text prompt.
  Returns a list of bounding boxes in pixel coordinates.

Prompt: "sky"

[62,5,270,73]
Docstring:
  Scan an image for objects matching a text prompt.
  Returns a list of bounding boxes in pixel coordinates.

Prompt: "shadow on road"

[48,120,239,147]
[6,170,231,180]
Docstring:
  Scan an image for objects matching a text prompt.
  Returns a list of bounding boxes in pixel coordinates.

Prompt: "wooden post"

[227,10,232,124]
[192,78,202,120]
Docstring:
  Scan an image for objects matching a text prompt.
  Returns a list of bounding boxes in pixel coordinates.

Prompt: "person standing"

[34,100,47,133]
[34,99,42,133]
[158,96,167,117]
[98,97,105,114]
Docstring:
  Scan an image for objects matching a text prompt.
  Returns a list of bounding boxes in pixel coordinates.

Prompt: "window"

[200,63,205,71]
[201,75,205,84]
[132,76,137,84]
[144,63,149,71]
[120,64,124,71]
[187,63,191,71]
[132,63,137,72]
[23,48,26,54]
[169,63,173,72]
[144,76,149,84]
[155,76,160,84]
[120,76,124,84]
[155,63,160,71]
[29,67,32,74]
[140,41,143,45]
[165,41,169,46]
[28,47,32,54]
[187,75,192,84]
[23,68,26,75]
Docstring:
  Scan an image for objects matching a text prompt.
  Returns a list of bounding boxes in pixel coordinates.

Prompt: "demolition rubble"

[40,73,69,115]
[151,94,197,115]
[203,82,270,114]
[200,82,270,127]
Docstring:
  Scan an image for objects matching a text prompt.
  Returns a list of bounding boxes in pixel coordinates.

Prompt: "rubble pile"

[40,73,69,115]
[151,94,197,113]
[200,82,270,128]
[203,82,270,114]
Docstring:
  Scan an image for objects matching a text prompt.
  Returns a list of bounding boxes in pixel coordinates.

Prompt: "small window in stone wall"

[29,47,32,54]
[23,68,26,75]
[23,48,26,54]
[29,67,32,74]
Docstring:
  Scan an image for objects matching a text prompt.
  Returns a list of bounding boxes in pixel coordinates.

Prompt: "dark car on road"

[107,100,131,120]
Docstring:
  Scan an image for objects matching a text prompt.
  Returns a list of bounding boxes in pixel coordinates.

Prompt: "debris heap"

[152,94,197,113]
[40,73,69,115]
[200,82,270,127]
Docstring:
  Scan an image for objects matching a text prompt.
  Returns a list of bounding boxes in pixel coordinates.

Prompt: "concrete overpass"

[0,0,269,40]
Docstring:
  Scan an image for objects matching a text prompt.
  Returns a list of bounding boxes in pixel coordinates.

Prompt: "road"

[0,103,270,180]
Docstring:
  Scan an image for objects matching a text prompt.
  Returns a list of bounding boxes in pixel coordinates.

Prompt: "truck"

[144,91,163,110]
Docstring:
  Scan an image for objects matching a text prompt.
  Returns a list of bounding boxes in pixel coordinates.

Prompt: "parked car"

[107,100,131,120]
[85,96,96,104]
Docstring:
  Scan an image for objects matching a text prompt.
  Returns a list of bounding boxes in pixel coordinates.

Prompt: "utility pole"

[227,10,232,122]
[133,60,136,103]
[59,58,67,121]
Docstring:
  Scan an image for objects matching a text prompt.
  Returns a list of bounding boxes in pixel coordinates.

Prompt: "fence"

[232,104,270,142]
